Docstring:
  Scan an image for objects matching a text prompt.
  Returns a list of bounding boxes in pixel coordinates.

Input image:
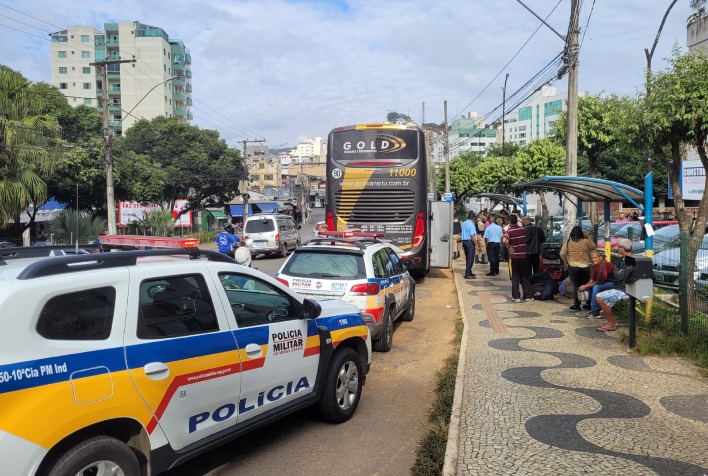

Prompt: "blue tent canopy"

[228,202,281,217]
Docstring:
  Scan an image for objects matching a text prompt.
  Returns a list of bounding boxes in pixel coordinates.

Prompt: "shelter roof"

[513,176,646,205]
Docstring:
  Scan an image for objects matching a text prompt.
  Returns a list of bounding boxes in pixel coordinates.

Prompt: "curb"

[442,265,469,475]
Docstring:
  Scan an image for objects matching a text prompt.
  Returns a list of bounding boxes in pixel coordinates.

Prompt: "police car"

[0,236,371,476]
[276,232,415,352]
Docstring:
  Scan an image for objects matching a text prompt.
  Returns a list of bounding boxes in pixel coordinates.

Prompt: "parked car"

[652,231,708,290]
[0,241,15,248]
[243,213,301,258]
[276,231,415,352]
[0,240,371,475]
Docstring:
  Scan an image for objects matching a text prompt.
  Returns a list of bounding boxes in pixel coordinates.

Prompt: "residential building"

[688,14,708,50]
[501,84,566,147]
[50,21,192,135]
[290,137,326,164]
[432,112,497,163]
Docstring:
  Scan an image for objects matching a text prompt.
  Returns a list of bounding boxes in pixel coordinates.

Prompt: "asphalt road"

[165,212,460,475]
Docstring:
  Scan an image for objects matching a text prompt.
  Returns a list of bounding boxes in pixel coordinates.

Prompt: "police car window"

[282,252,364,279]
[219,272,297,327]
[378,250,395,276]
[138,274,219,339]
[385,248,405,274]
[371,251,386,278]
[37,287,116,340]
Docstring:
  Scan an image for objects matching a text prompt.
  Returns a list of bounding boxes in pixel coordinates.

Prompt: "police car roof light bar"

[99,235,200,248]
[317,231,384,239]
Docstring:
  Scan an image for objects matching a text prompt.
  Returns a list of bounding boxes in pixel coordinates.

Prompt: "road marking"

[478,292,508,333]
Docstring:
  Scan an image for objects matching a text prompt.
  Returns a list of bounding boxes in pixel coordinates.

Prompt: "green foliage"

[116,117,246,209]
[469,155,518,195]
[189,230,217,244]
[515,139,565,182]
[48,208,106,244]
[484,142,520,158]
[131,208,175,237]
[386,111,413,124]
[0,66,61,229]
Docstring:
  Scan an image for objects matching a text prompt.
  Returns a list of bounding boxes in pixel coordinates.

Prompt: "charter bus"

[325,123,430,275]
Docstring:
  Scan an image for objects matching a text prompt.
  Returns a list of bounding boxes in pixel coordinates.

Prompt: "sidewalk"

[444,258,708,475]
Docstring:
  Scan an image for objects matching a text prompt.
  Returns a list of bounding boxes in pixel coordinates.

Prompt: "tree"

[48,208,106,244]
[116,117,246,212]
[644,47,708,312]
[0,66,61,230]
[386,111,413,124]
[484,142,520,158]
[515,140,566,230]
[469,156,518,196]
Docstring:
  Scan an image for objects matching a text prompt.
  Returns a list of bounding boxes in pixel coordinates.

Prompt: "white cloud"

[0,0,695,147]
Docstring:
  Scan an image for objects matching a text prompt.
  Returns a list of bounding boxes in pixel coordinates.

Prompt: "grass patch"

[615,299,708,377]
[412,318,463,476]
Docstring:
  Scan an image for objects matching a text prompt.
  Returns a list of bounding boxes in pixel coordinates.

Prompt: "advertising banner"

[118,200,192,227]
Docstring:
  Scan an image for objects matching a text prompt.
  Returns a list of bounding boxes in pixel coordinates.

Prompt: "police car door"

[215,271,318,423]
[124,271,241,451]
[385,248,409,315]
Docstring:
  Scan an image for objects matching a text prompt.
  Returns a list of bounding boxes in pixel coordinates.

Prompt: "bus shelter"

[513,175,654,257]
[470,193,527,216]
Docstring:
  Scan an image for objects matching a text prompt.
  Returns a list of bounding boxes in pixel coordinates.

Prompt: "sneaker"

[569,305,581,311]
[582,304,591,310]
[585,312,603,319]
[524,298,533,302]
[513,298,522,303]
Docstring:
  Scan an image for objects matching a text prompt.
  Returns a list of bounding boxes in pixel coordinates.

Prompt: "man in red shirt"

[502,214,532,302]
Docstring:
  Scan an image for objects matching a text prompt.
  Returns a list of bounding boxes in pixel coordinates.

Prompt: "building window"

[83,83,91,90]
[57,51,67,58]
[264,174,274,181]
[58,67,67,74]
[59,83,67,89]
[251,174,260,180]
[84,98,92,105]
[259,163,265,169]
[81,35,90,43]
[82,67,91,74]
[82,51,90,58]
[163,48,166,56]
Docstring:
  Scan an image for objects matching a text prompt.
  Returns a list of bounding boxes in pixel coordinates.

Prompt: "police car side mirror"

[302,298,322,319]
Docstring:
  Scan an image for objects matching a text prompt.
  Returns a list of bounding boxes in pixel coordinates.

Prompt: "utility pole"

[90,58,136,235]
[238,139,266,226]
[502,73,509,156]
[563,0,581,232]
[444,100,450,194]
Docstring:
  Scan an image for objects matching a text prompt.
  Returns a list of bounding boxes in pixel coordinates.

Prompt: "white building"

[290,137,326,163]
[501,84,567,147]
[432,112,497,163]
[50,21,192,134]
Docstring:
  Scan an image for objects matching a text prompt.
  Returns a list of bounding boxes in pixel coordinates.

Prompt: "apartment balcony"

[174,92,186,103]
[186,83,192,92]
[185,69,192,78]
[108,120,122,128]
[174,107,187,117]
[185,52,191,64]
[108,88,121,96]
[187,111,193,120]
[172,76,185,88]
[186,96,193,106]
[105,37,120,46]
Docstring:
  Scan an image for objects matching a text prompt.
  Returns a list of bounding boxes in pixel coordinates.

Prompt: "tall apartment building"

[432,113,497,163]
[501,84,568,147]
[50,21,192,135]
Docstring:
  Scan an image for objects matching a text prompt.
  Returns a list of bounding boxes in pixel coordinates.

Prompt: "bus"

[325,123,430,275]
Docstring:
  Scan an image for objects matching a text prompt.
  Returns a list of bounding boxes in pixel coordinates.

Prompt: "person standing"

[216,224,240,258]
[595,239,634,332]
[578,250,616,318]
[452,218,462,260]
[461,211,481,279]
[560,226,596,311]
[522,216,546,275]
[484,217,503,276]
[502,214,532,301]
[475,213,488,264]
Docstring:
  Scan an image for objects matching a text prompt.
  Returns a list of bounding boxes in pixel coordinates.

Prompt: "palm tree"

[48,208,107,244]
[0,66,61,229]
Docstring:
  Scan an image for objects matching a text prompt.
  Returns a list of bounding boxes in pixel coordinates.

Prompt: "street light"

[104,75,179,235]
[502,73,509,156]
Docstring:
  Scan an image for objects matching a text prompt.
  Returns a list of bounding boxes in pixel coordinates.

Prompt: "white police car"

[276,232,415,352]
[0,236,371,476]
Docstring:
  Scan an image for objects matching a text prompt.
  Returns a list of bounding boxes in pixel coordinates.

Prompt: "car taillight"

[275,233,280,242]
[326,211,335,232]
[350,282,380,295]
[413,211,425,248]
[276,277,289,287]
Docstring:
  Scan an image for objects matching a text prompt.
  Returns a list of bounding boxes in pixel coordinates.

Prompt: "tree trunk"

[539,192,549,232]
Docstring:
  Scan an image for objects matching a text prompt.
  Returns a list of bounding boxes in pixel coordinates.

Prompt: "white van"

[244,213,301,258]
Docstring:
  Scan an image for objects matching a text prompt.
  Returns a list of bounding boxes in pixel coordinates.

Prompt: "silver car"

[244,213,301,258]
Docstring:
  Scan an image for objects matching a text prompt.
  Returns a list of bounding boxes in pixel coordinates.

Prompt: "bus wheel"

[373,309,393,352]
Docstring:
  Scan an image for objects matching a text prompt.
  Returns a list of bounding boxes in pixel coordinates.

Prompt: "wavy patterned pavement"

[446,262,708,475]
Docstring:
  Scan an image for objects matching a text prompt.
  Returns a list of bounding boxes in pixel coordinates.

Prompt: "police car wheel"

[401,286,416,322]
[373,309,393,352]
[317,347,362,423]
[47,436,140,476]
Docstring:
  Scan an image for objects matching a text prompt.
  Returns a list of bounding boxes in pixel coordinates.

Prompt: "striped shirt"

[503,224,527,259]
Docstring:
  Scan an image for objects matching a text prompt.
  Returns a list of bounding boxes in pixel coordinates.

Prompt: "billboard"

[668,160,705,201]
[118,200,192,227]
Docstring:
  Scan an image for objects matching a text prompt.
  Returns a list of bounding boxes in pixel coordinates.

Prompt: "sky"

[0,0,697,150]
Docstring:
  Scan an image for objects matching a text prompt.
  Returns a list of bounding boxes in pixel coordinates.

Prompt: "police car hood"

[311,296,361,317]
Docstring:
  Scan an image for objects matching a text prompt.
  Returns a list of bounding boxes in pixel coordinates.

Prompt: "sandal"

[596,325,617,332]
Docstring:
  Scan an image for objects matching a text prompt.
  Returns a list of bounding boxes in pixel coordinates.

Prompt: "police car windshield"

[281,251,366,279]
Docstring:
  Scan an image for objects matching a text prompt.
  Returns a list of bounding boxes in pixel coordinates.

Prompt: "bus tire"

[373,309,393,352]
[47,436,140,476]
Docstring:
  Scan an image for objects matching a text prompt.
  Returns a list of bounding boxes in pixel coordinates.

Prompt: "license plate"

[253,241,266,248]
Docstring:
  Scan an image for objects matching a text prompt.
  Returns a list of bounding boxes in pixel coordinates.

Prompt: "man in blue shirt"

[461,211,481,279]
[216,224,240,258]
[484,218,504,276]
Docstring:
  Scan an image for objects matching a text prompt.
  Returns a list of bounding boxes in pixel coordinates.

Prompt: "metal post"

[628,296,636,348]
[502,73,509,156]
[444,100,450,194]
